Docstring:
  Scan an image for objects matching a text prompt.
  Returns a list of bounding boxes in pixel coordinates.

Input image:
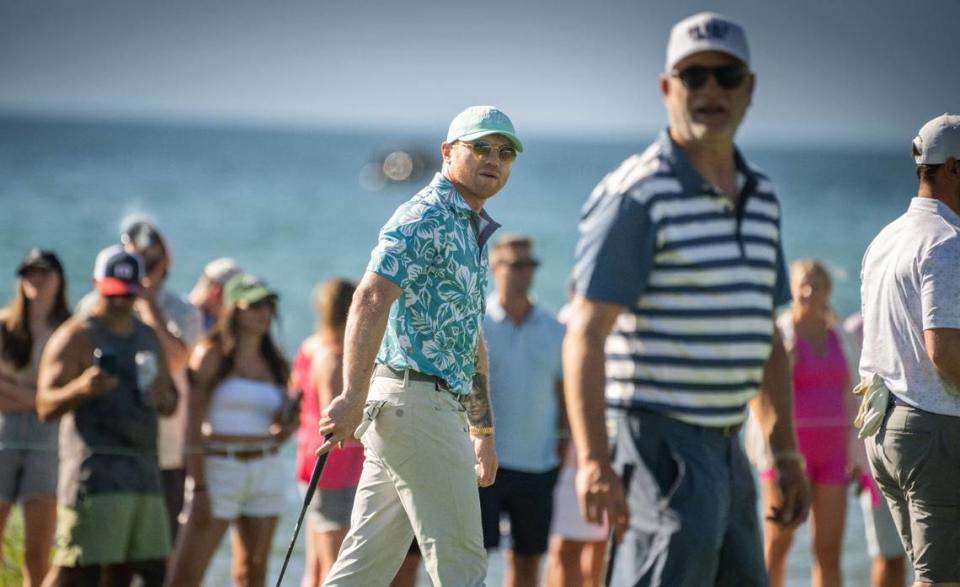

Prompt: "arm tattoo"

[467,372,494,428]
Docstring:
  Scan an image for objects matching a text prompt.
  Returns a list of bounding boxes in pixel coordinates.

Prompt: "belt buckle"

[719,423,741,438]
[434,378,450,393]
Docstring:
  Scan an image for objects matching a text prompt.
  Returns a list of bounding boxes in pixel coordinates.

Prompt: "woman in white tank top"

[168,273,297,587]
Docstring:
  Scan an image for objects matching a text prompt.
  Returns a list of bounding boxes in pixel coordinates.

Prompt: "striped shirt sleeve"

[574,189,657,307]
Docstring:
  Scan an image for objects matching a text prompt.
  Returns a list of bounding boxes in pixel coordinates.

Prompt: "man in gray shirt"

[860,113,960,585]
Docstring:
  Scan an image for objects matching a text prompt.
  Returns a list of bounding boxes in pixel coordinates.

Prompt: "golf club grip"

[274,434,334,587]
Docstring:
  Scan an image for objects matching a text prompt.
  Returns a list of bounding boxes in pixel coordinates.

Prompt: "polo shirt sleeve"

[772,230,791,307]
[573,187,656,307]
[920,236,960,330]
[171,300,203,349]
[367,207,440,289]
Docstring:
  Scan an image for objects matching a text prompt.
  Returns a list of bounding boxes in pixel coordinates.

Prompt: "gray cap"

[913,113,960,165]
[666,12,750,72]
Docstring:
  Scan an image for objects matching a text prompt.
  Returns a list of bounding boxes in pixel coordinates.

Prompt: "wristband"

[470,426,495,437]
[773,450,806,469]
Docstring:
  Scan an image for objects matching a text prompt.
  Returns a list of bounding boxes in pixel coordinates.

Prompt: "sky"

[1,0,957,145]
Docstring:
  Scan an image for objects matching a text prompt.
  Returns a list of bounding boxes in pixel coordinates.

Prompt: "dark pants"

[48,560,166,587]
[612,410,767,587]
[161,468,185,544]
[479,466,559,555]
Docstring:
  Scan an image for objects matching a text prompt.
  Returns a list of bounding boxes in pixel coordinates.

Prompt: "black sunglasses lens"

[678,66,710,90]
[498,147,517,162]
[715,66,746,89]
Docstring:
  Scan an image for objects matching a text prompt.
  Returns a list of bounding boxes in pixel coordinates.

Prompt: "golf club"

[275,434,333,587]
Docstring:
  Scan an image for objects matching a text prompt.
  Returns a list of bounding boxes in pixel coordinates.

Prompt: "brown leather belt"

[206,445,281,461]
[373,364,451,392]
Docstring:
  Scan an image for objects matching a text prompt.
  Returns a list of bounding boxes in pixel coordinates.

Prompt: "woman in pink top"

[295,279,421,587]
[293,279,363,586]
[762,260,854,587]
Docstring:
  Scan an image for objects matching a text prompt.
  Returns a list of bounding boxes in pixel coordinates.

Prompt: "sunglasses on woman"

[671,64,748,91]
[456,141,518,163]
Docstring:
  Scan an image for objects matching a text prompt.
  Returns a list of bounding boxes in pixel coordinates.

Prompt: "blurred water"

[0,117,918,585]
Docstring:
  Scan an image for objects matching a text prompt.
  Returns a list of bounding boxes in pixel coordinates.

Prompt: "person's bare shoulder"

[44,317,93,359]
[189,339,223,387]
[38,317,95,390]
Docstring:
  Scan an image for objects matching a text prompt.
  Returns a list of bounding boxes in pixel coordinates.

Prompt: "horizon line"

[0,107,907,152]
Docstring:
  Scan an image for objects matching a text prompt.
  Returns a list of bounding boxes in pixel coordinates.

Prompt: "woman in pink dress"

[761,260,856,587]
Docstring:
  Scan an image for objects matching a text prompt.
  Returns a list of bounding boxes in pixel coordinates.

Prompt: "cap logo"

[113,262,136,280]
[688,20,729,41]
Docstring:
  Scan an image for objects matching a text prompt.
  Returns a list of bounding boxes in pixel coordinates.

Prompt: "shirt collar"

[432,172,502,248]
[909,197,960,228]
[485,294,541,325]
[656,128,757,197]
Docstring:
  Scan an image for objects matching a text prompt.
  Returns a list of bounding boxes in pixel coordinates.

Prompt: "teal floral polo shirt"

[368,173,500,394]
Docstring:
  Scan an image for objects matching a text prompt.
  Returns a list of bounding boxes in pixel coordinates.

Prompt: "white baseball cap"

[203,257,241,285]
[666,12,750,72]
[912,114,960,165]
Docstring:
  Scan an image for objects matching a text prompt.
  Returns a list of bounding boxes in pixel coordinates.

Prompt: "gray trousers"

[867,402,960,583]
[323,375,487,586]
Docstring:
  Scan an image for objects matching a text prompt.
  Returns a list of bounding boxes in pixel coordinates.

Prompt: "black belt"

[889,393,911,408]
[373,364,451,392]
[615,405,743,438]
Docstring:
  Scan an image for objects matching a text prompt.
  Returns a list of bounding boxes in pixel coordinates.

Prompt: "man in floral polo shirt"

[318,106,522,586]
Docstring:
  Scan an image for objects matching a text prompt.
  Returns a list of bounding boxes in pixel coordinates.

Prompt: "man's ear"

[440,141,453,163]
[659,74,670,98]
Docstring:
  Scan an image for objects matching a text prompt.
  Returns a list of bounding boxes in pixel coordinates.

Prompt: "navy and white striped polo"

[574,130,790,427]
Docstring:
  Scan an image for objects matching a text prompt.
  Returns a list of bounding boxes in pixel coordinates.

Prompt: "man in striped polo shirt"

[564,12,811,585]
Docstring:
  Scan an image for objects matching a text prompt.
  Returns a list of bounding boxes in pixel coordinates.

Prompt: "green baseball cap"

[446,106,523,152]
[223,273,277,309]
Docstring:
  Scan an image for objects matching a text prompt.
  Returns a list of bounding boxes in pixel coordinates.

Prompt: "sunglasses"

[456,141,518,163]
[671,64,748,91]
[20,267,54,279]
[500,259,540,270]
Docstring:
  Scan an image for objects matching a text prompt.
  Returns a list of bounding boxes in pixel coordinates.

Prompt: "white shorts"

[550,464,607,542]
[185,453,287,520]
[860,486,906,559]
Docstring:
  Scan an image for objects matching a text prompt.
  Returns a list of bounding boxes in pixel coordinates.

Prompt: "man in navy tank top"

[37,245,178,587]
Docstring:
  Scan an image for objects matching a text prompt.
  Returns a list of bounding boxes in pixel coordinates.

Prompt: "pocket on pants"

[364,398,418,467]
[614,417,683,583]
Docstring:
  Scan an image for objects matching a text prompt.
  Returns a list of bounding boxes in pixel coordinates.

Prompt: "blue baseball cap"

[445,106,523,152]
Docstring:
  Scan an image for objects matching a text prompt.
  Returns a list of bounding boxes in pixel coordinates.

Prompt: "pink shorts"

[761,425,848,485]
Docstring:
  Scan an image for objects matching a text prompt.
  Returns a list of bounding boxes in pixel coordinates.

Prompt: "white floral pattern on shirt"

[368,173,499,394]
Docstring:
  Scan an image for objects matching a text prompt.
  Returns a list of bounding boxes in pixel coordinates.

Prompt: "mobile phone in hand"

[93,348,118,375]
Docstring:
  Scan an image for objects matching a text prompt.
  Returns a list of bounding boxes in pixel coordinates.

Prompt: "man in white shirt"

[860,113,960,585]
